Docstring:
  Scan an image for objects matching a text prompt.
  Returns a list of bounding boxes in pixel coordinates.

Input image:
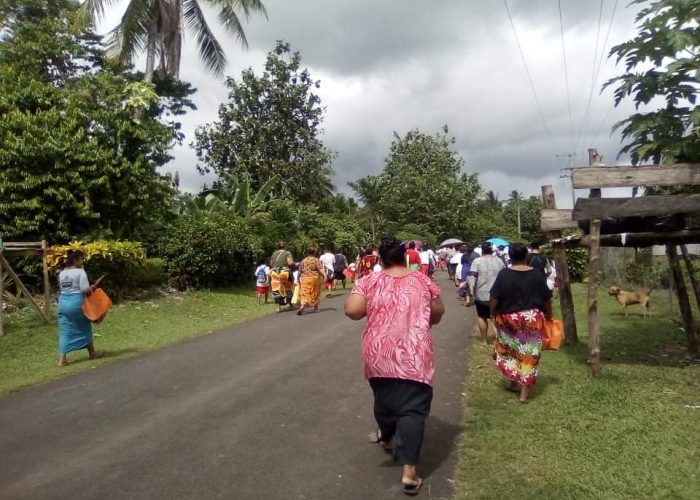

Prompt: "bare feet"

[519,384,529,403]
[402,465,423,496]
[89,350,105,360]
[58,357,69,367]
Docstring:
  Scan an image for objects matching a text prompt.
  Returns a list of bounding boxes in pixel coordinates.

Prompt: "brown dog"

[608,285,651,318]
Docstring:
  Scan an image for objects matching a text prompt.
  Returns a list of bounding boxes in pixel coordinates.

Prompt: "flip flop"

[402,478,423,496]
[368,430,393,453]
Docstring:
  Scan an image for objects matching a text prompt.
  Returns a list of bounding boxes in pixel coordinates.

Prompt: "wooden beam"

[572,164,700,189]
[573,194,700,220]
[0,255,50,324]
[587,218,602,377]
[583,229,700,247]
[42,241,51,319]
[0,263,4,337]
[667,244,699,356]
[541,209,578,231]
[541,185,578,345]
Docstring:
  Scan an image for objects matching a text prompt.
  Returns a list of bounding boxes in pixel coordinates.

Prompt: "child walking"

[254,259,271,306]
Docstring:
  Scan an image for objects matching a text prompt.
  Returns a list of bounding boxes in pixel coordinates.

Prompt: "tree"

[350,128,481,242]
[606,0,699,164]
[0,0,195,241]
[179,174,279,219]
[348,176,383,243]
[194,42,335,203]
[77,0,267,81]
[484,190,501,210]
[504,196,545,243]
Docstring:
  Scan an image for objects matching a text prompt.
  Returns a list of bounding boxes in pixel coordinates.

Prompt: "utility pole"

[556,152,577,207]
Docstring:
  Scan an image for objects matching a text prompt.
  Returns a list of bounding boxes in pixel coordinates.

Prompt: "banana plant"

[181,174,279,218]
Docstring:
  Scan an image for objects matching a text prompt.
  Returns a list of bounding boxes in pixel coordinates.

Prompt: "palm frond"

[106,0,154,65]
[74,0,125,30]
[183,0,226,76]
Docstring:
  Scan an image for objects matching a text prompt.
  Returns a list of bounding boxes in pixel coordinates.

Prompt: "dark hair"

[530,241,540,250]
[66,250,84,266]
[307,247,318,257]
[481,242,493,255]
[509,243,529,263]
[408,241,416,250]
[276,241,287,250]
[458,245,468,253]
[257,257,268,266]
[379,237,406,268]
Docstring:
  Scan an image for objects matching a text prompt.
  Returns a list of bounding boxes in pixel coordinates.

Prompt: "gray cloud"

[102,0,644,207]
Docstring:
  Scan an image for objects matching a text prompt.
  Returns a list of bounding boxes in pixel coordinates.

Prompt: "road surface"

[0,281,474,500]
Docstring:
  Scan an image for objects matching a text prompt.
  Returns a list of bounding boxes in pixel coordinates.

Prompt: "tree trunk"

[668,243,699,356]
[144,16,158,82]
[680,244,700,311]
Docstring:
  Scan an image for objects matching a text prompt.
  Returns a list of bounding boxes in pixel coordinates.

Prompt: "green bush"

[157,212,258,289]
[542,246,588,283]
[134,258,166,287]
[48,241,147,300]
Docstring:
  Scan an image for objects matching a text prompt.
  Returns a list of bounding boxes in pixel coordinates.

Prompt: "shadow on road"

[421,416,464,479]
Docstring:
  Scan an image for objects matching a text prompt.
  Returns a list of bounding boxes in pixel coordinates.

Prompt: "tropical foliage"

[606,0,700,164]
[76,0,267,80]
[178,174,279,218]
[194,42,335,203]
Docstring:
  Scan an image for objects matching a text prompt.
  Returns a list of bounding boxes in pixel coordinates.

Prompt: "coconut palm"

[77,0,267,81]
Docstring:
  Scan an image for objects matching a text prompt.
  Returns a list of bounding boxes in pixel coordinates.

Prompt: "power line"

[574,0,604,153]
[502,0,555,147]
[557,0,575,150]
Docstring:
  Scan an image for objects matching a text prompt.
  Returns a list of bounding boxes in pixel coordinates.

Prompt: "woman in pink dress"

[345,237,445,495]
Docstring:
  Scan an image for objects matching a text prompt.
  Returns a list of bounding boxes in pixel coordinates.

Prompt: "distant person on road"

[405,241,421,272]
[359,246,378,279]
[345,237,445,495]
[490,243,552,403]
[448,246,463,282]
[270,241,295,313]
[254,259,271,306]
[333,249,349,290]
[320,247,336,298]
[298,248,323,315]
[526,242,551,277]
[57,250,104,367]
[468,242,505,345]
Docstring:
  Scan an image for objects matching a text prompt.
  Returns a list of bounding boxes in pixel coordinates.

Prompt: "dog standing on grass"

[608,285,652,318]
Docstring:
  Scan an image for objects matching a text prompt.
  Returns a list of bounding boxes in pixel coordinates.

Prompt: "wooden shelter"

[0,241,52,336]
[541,151,700,375]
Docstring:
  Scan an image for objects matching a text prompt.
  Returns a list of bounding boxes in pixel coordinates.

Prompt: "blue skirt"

[58,293,93,354]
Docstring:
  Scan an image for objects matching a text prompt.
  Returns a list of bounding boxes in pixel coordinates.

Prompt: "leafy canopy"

[194,41,335,203]
[606,0,700,163]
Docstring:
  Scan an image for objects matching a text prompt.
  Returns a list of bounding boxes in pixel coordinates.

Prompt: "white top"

[373,262,383,273]
[254,265,271,285]
[419,250,430,265]
[450,252,463,264]
[58,267,91,295]
[320,252,335,271]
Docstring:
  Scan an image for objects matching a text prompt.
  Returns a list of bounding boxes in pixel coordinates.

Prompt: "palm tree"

[349,177,383,243]
[484,190,501,210]
[77,0,267,81]
[508,190,523,237]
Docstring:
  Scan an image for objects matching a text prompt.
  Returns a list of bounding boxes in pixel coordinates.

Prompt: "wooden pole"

[541,185,578,344]
[667,244,699,356]
[586,148,602,376]
[679,244,700,311]
[0,254,50,323]
[42,240,51,319]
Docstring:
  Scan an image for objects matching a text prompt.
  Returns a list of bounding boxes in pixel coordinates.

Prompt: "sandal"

[58,359,69,367]
[369,429,393,453]
[402,478,423,496]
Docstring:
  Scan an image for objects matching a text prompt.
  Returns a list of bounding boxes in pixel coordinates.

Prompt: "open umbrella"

[440,238,464,247]
[487,237,509,248]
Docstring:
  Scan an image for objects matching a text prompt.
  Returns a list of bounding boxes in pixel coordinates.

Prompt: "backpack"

[256,266,268,285]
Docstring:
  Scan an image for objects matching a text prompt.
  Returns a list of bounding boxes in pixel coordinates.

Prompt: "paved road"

[0,280,473,500]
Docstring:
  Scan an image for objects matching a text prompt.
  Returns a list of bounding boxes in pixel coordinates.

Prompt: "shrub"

[135,258,166,287]
[542,246,588,283]
[48,241,147,300]
[157,212,258,289]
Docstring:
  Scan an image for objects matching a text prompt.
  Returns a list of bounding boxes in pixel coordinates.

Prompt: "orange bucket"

[82,288,113,324]
[542,318,563,350]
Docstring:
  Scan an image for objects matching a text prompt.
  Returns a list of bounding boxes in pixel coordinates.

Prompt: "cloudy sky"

[101,0,644,208]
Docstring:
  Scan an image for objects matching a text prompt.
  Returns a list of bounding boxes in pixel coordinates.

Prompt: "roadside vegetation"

[455,283,699,499]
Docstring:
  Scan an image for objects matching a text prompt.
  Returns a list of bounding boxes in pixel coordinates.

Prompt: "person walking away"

[57,250,104,367]
[320,247,336,298]
[254,259,271,305]
[426,247,438,278]
[333,249,349,290]
[468,242,505,345]
[418,247,431,275]
[405,241,421,272]
[448,246,463,282]
[359,246,378,279]
[345,237,445,495]
[270,241,295,312]
[496,245,510,267]
[458,245,479,306]
[298,248,324,315]
[526,242,550,277]
[489,243,552,403]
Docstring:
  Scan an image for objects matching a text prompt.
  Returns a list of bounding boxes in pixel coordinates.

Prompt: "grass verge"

[0,288,276,395]
[455,284,700,499]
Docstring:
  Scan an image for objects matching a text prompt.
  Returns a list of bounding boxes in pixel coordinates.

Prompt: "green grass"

[0,288,276,395]
[455,284,700,499]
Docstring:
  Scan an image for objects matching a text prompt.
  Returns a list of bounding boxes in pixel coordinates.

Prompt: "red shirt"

[406,249,420,265]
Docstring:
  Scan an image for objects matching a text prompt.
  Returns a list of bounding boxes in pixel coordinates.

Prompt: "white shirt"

[319,252,335,271]
[450,252,463,265]
[419,250,430,265]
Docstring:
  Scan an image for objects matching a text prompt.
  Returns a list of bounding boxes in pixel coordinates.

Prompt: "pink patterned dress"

[351,271,441,386]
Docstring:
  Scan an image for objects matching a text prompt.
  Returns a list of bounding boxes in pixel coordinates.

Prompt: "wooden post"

[42,240,51,319]
[0,254,50,323]
[680,244,700,311]
[667,244,699,356]
[586,148,603,376]
[541,185,578,344]
[0,258,4,337]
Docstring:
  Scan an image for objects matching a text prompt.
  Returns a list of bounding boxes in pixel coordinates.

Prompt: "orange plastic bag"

[542,318,563,350]
[82,288,113,324]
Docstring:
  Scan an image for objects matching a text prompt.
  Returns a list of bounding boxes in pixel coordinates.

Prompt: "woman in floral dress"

[489,243,552,403]
[297,248,323,315]
[345,237,445,495]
